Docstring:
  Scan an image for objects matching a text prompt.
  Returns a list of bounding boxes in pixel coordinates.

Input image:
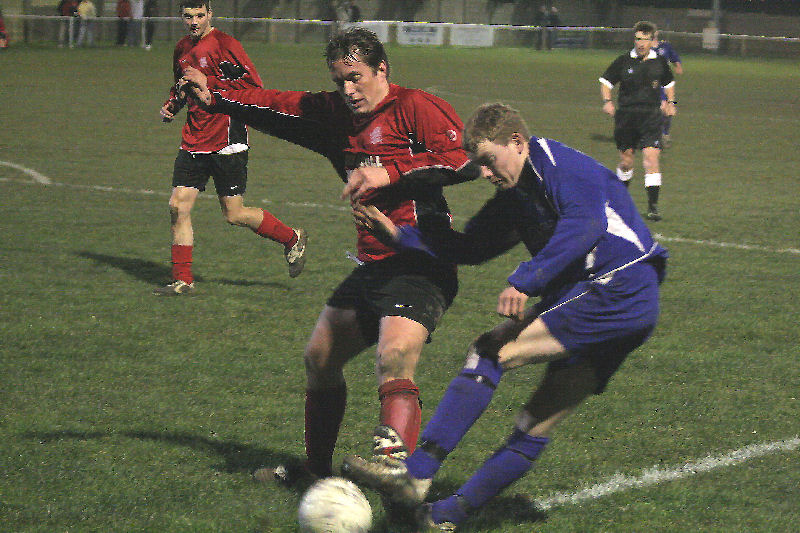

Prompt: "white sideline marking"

[1,175,798,256]
[534,436,800,511]
[654,233,800,255]
[0,160,51,184]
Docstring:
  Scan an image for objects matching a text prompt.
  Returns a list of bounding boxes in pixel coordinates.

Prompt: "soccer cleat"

[152,280,195,295]
[284,228,308,278]
[341,455,431,507]
[372,424,408,460]
[416,504,458,532]
[646,205,662,221]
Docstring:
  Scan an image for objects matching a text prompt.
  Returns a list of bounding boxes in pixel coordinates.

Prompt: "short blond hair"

[463,103,530,154]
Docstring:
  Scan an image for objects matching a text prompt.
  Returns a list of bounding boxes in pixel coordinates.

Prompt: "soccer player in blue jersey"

[653,30,683,147]
[343,103,668,531]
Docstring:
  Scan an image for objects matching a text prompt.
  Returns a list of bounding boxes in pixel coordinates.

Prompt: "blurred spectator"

[533,5,547,49]
[144,0,158,50]
[76,0,97,47]
[57,0,79,48]
[346,1,361,22]
[0,6,8,50]
[545,6,560,50]
[116,0,131,46]
[335,1,361,30]
[128,0,143,46]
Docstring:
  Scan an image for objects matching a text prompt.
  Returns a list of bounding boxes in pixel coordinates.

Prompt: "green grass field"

[1,41,799,532]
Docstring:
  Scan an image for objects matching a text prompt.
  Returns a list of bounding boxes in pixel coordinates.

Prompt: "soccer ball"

[298,477,372,533]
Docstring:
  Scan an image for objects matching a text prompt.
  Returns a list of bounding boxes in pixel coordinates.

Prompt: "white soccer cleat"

[341,454,431,507]
[152,280,195,295]
[285,228,308,278]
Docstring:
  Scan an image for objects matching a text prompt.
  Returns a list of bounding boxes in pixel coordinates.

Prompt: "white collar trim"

[630,48,657,59]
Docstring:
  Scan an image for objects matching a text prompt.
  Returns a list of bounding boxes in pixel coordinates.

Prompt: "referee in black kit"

[599,20,676,221]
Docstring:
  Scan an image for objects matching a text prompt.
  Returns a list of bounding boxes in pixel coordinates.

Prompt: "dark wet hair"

[325,27,389,76]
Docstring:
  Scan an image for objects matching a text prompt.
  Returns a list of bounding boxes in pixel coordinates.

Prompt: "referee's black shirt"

[600,49,674,111]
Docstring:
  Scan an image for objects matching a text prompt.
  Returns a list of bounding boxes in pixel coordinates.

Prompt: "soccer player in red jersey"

[183,27,476,482]
[155,0,306,295]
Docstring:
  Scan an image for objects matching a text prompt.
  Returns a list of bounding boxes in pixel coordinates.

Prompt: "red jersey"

[165,28,262,153]
[208,84,470,261]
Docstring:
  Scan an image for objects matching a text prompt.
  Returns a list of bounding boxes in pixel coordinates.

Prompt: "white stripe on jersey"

[605,204,646,252]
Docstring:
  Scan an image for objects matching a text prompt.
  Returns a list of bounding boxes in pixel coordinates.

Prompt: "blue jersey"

[654,41,681,65]
[396,137,668,301]
[655,41,681,101]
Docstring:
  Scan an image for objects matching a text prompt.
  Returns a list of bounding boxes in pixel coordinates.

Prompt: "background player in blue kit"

[653,30,683,147]
[344,103,668,531]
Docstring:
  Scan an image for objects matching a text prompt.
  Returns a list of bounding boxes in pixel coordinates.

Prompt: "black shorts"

[614,108,664,151]
[327,251,458,346]
[172,149,248,197]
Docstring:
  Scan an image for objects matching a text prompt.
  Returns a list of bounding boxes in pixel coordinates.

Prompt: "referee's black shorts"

[327,251,458,345]
[614,108,664,151]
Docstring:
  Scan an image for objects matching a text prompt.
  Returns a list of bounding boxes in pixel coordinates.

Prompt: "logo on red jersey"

[447,129,458,142]
[369,127,383,145]
[199,56,208,68]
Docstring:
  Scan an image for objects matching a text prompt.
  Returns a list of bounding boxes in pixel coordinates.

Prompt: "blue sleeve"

[666,43,682,64]
[507,159,606,296]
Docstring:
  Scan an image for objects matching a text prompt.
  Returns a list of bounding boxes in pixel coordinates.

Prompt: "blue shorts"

[539,262,660,393]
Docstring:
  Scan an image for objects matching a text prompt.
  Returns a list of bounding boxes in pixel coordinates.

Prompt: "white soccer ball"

[298,477,372,533]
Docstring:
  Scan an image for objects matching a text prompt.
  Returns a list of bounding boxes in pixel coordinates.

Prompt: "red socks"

[254,209,296,247]
[171,244,193,283]
[379,379,422,454]
[304,384,347,477]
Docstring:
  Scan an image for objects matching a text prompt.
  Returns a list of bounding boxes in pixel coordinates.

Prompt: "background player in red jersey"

[182,28,477,484]
[155,0,306,295]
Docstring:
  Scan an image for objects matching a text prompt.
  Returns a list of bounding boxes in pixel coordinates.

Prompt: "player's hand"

[602,101,615,116]
[341,166,391,202]
[497,285,529,321]
[160,103,175,122]
[181,66,212,106]
[352,204,398,244]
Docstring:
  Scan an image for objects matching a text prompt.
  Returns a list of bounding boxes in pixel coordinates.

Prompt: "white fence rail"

[5,15,800,57]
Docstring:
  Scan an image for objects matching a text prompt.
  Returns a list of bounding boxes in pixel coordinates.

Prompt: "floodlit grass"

[1,42,798,532]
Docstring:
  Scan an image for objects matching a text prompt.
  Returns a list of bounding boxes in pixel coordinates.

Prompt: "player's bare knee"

[375,345,413,378]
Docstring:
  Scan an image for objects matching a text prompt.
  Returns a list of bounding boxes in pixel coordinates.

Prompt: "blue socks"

[431,430,549,525]
[406,356,503,480]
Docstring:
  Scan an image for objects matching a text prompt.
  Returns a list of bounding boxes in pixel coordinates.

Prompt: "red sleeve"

[212,87,334,123]
[205,33,263,91]
[163,41,186,110]
[384,90,470,184]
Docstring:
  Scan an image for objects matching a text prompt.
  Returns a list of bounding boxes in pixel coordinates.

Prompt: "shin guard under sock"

[407,356,503,480]
[254,209,295,246]
[431,430,549,525]
[378,379,422,455]
[171,244,193,284]
[304,384,347,477]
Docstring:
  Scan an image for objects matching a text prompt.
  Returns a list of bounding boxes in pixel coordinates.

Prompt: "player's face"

[634,31,654,57]
[329,55,390,115]
[182,6,212,40]
[474,135,528,190]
